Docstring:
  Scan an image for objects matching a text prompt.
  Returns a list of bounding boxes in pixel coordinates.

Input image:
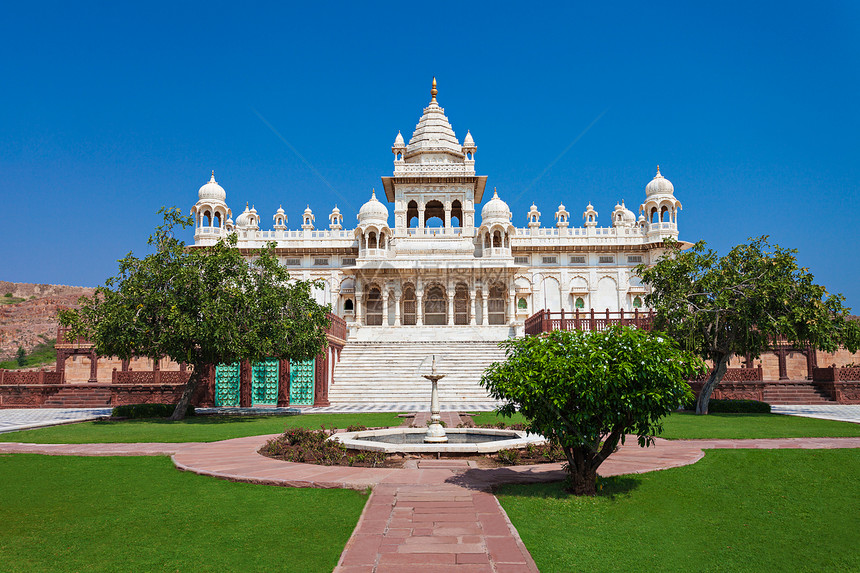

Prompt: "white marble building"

[190,79,683,341]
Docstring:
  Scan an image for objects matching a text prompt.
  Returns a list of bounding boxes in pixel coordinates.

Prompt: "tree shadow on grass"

[91,415,299,427]
[491,474,641,500]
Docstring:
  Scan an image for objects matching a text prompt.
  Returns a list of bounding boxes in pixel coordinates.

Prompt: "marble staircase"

[329,341,508,407]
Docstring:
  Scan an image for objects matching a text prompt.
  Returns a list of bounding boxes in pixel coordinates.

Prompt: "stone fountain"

[423,355,447,443]
[328,355,546,454]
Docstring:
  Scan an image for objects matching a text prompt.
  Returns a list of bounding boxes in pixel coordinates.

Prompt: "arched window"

[423,285,447,325]
[203,211,212,227]
[407,201,418,228]
[493,231,502,248]
[424,200,444,227]
[402,285,417,325]
[454,284,469,325]
[575,297,585,309]
[488,285,506,325]
[451,200,463,228]
[632,296,643,308]
[517,297,528,310]
[650,207,658,223]
[365,287,383,325]
[368,232,377,249]
[214,212,222,228]
[343,299,354,312]
[660,206,669,222]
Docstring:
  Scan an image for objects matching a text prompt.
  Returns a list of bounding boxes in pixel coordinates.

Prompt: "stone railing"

[691,367,763,382]
[812,366,860,382]
[524,308,654,335]
[326,313,348,343]
[0,370,62,385]
[112,371,191,384]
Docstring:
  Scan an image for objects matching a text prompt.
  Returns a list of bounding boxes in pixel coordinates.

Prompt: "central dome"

[405,78,463,159]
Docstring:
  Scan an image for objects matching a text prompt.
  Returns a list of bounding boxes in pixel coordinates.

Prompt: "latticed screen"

[251,358,279,405]
[289,358,315,405]
[424,286,446,325]
[402,287,417,325]
[454,287,469,325]
[215,362,240,407]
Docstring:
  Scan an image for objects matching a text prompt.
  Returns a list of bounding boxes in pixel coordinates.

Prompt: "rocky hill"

[0,281,94,361]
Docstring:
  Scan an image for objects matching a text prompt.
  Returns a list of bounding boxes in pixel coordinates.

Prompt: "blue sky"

[2,2,859,308]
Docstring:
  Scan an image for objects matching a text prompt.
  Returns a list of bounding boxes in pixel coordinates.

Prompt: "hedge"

[682,397,771,413]
[111,403,195,419]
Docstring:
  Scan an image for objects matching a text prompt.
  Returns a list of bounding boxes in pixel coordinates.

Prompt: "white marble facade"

[190,79,684,339]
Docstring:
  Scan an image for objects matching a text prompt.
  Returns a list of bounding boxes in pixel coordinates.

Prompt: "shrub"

[262,426,386,467]
[112,403,195,419]
[497,449,520,465]
[346,424,368,432]
[707,399,771,413]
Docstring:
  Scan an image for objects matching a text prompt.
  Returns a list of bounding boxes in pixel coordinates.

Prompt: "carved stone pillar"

[469,287,477,326]
[806,346,818,381]
[355,291,364,326]
[88,350,98,383]
[382,290,390,327]
[313,352,330,407]
[509,291,517,325]
[448,293,455,326]
[777,348,788,381]
[416,292,424,326]
[482,291,489,325]
[418,206,426,233]
[56,350,66,384]
[444,201,452,231]
[394,288,402,326]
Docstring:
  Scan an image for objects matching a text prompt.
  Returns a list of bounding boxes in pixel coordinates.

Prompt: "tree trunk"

[170,364,202,421]
[563,446,599,496]
[695,353,731,415]
[567,466,598,496]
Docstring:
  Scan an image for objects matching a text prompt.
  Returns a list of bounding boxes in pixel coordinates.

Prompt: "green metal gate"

[214,362,240,407]
[251,358,279,406]
[289,358,315,405]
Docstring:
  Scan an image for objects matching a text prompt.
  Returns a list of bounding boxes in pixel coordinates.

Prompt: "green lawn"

[472,411,528,426]
[0,412,402,443]
[473,410,860,439]
[659,411,860,439]
[497,449,860,572]
[0,454,364,572]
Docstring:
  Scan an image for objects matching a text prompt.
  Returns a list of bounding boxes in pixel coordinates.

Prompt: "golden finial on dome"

[431,77,437,102]
[656,165,662,177]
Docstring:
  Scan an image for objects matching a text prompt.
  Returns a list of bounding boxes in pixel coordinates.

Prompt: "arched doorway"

[365,286,383,325]
[454,283,470,325]
[488,284,506,325]
[424,285,447,325]
[401,285,417,325]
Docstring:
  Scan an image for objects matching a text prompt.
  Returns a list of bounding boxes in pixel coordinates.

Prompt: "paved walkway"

[0,408,111,434]
[771,404,860,424]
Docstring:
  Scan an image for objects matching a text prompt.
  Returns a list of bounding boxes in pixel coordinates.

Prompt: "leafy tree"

[59,208,331,420]
[16,347,26,367]
[481,326,702,496]
[638,237,860,415]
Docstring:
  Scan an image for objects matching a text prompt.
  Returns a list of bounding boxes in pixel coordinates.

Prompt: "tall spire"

[431,77,437,103]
